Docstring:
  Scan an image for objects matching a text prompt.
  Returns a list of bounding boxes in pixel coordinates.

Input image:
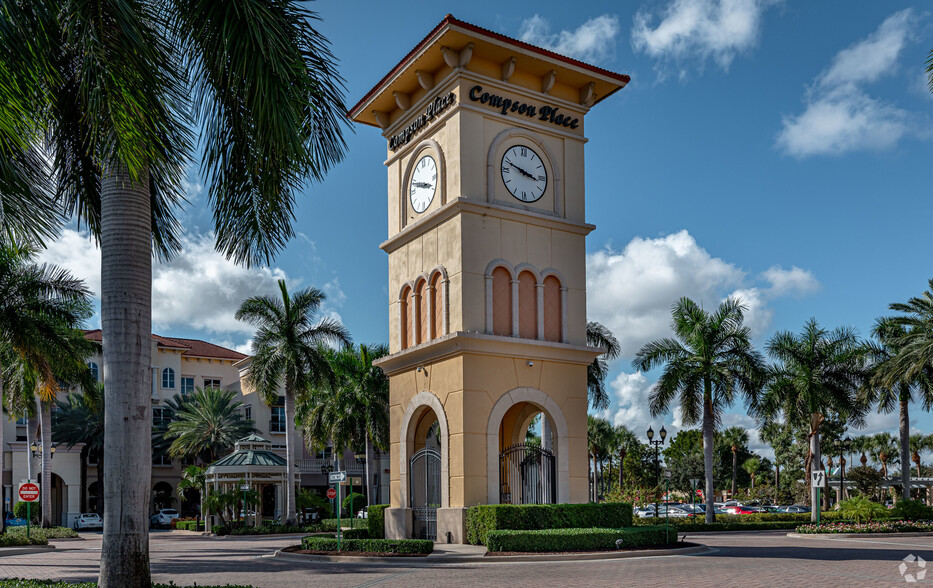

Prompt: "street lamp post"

[647,425,667,518]
[321,464,335,518]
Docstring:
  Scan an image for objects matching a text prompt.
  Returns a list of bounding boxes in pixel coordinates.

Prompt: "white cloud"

[606,370,657,437]
[40,228,296,337]
[777,9,929,157]
[631,0,778,73]
[519,14,620,65]
[587,230,818,357]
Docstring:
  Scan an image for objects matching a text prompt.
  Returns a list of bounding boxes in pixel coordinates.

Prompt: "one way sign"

[811,470,826,488]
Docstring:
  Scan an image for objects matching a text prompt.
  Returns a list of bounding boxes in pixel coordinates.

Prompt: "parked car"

[74,513,103,530]
[635,506,658,518]
[778,505,809,514]
[722,506,757,515]
[150,508,180,528]
[4,512,26,527]
[356,508,368,519]
[678,504,706,514]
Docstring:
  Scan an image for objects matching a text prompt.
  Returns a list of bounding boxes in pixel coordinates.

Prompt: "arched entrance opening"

[261,485,276,518]
[409,408,442,540]
[152,482,174,512]
[497,402,556,505]
[180,488,200,517]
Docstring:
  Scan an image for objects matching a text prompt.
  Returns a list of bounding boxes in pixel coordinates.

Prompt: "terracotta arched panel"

[543,276,562,342]
[492,267,512,336]
[518,271,537,339]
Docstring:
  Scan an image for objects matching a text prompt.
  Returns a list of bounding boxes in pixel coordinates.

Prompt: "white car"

[73,513,102,530]
[150,508,179,528]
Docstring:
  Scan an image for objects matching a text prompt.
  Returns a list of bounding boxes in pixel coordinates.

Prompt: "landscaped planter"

[795,520,933,534]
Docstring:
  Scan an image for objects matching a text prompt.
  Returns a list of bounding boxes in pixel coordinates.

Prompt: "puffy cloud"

[519,14,620,65]
[605,370,656,436]
[776,9,929,157]
[631,0,779,74]
[40,228,295,337]
[762,265,820,298]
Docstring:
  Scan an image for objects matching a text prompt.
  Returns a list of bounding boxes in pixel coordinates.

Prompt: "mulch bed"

[281,545,429,557]
[485,541,700,557]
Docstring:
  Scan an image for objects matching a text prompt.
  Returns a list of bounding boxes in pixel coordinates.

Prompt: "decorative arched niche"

[399,391,450,509]
[486,128,563,216]
[401,138,447,229]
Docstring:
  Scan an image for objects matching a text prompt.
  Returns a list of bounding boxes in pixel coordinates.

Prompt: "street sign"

[811,470,826,488]
[240,484,250,491]
[663,468,671,480]
[689,478,699,487]
[328,471,347,484]
[18,483,39,502]
[326,488,337,500]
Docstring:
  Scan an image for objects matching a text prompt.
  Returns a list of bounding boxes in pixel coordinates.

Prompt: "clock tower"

[350,15,629,543]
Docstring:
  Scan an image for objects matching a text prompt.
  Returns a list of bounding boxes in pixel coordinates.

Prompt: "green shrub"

[0,533,47,546]
[837,496,889,523]
[486,526,670,552]
[213,525,229,536]
[343,492,366,516]
[466,503,633,545]
[321,517,365,530]
[301,536,433,554]
[5,526,77,540]
[341,528,369,539]
[890,499,933,521]
[13,501,40,523]
[368,504,388,539]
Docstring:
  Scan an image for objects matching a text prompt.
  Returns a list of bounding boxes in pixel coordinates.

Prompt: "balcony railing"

[296,458,365,476]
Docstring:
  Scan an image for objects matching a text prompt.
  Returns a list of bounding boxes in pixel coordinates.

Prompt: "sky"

[40,1,933,458]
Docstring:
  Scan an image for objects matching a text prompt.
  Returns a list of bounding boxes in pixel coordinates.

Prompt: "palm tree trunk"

[702,390,715,524]
[364,436,372,508]
[98,165,152,588]
[731,449,737,498]
[26,413,38,481]
[900,398,911,502]
[39,398,52,528]
[809,414,821,523]
[284,380,297,525]
[0,372,4,535]
[775,464,780,505]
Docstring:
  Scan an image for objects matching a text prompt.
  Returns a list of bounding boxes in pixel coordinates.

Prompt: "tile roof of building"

[83,330,248,361]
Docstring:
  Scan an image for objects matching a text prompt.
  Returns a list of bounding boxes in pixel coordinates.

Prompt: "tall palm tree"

[884,279,933,384]
[634,297,765,523]
[851,435,871,468]
[586,416,613,502]
[862,318,933,501]
[298,343,388,507]
[759,318,867,522]
[163,387,256,463]
[1,3,347,582]
[720,426,749,499]
[869,432,899,478]
[237,280,350,525]
[743,457,761,490]
[586,321,621,410]
[611,424,639,488]
[54,384,106,514]
[908,434,929,478]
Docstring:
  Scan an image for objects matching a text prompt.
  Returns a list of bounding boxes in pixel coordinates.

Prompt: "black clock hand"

[412,182,433,189]
[508,162,535,179]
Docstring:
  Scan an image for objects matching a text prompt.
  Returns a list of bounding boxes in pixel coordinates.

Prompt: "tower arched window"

[543,275,562,342]
[492,267,512,336]
[88,362,99,382]
[431,272,444,339]
[401,285,414,349]
[416,279,429,345]
[518,271,537,340]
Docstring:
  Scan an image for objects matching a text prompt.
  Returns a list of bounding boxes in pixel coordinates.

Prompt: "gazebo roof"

[205,434,287,475]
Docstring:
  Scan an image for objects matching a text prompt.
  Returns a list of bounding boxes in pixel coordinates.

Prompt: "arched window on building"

[543,275,562,342]
[492,266,512,336]
[401,285,413,349]
[518,270,537,340]
[431,271,444,339]
[417,279,429,345]
[88,362,99,382]
[161,367,175,389]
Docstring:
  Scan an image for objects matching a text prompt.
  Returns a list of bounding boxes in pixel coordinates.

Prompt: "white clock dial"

[501,145,547,203]
[409,155,437,214]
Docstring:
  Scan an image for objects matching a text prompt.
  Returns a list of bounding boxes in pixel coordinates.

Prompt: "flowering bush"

[796,520,933,534]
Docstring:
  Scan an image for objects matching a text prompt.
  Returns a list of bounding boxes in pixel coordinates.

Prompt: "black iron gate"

[410,447,440,540]
[499,443,556,505]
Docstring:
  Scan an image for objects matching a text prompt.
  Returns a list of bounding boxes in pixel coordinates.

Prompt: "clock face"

[409,155,437,214]
[501,145,547,203]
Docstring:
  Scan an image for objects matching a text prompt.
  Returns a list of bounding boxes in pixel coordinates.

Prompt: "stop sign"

[326,488,337,500]
[18,482,39,502]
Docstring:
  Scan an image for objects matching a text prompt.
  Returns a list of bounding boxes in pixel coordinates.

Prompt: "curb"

[271,543,709,565]
[0,545,56,557]
[787,532,933,539]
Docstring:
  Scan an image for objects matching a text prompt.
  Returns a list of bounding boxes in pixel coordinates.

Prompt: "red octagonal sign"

[326,488,337,500]
[18,483,39,502]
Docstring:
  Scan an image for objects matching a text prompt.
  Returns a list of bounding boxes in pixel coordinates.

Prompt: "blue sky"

[43,1,933,455]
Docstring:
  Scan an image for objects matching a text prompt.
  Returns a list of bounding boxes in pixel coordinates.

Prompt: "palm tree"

[743,457,761,490]
[586,321,621,410]
[908,434,929,478]
[634,297,765,523]
[298,343,388,507]
[851,435,871,468]
[177,465,206,522]
[163,387,256,463]
[759,318,867,522]
[720,426,749,499]
[869,432,899,478]
[611,424,639,488]
[883,279,933,384]
[862,318,933,501]
[54,384,105,514]
[1,4,348,582]
[237,280,350,525]
[587,416,613,502]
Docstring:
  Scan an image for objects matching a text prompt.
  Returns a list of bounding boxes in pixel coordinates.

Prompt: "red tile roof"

[83,330,247,361]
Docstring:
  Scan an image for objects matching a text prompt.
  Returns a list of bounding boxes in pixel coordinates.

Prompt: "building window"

[204,378,221,389]
[492,266,512,336]
[152,452,172,467]
[401,285,413,350]
[88,362,99,382]
[180,377,195,396]
[244,405,252,423]
[518,270,537,339]
[162,368,175,389]
[270,396,285,433]
[153,407,173,428]
[543,275,562,342]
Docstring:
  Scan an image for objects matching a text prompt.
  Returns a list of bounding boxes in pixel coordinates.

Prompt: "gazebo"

[204,435,298,529]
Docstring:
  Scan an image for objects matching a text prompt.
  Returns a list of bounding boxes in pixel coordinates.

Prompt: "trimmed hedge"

[341,528,369,539]
[321,517,365,531]
[633,511,859,527]
[174,520,204,531]
[0,534,46,547]
[486,526,669,553]
[466,503,633,545]
[5,527,77,541]
[637,520,801,532]
[301,536,433,555]
[368,504,388,539]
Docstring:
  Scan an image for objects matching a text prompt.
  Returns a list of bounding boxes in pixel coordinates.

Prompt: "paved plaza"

[2,530,932,587]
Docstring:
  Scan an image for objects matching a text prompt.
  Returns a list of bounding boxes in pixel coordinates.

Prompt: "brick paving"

[1,529,931,587]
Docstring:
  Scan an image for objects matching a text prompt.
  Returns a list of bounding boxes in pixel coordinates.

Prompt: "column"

[560,287,569,343]
[511,280,520,337]
[441,278,449,335]
[535,283,545,340]
[412,290,422,345]
[484,275,493,333]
